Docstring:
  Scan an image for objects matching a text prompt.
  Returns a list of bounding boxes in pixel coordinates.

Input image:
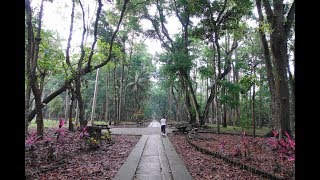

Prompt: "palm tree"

[126,71,150,113]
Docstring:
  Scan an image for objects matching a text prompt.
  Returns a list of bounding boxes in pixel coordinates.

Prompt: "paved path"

[111,120,192,180]
[148,121,161,127]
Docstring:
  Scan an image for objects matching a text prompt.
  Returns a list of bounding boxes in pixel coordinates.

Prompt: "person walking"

[160,117,166,135]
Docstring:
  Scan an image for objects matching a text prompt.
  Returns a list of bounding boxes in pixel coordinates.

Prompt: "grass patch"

[29,119,108,128]
[29,119,61,128]
[94,121,108,125]
[207,124,270,136]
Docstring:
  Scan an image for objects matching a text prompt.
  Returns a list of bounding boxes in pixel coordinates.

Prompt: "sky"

[30,0,180,56]
[30,0,260,56]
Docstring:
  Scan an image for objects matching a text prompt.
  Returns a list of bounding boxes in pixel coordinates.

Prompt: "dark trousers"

[161,125,166,134]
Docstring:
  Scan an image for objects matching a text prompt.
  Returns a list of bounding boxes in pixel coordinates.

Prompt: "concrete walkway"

[111,120,192,180]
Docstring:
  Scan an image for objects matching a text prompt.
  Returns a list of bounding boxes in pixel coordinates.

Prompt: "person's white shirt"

[160,118,166,126]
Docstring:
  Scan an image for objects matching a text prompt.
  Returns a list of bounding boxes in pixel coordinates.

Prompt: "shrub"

[241,131,250,159]
[267,130,295,162]
[79,127,101,149]
[101,131,112,141]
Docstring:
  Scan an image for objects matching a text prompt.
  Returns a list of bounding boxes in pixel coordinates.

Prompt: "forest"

[25,0,295,179]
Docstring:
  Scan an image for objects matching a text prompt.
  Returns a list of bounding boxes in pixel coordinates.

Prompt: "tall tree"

[257,0,295,136]
[26,0,46,139]
[26,0,130,124]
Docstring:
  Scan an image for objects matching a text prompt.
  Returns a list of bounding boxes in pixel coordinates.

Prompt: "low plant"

[87,137,100,149]
[233,144,241,157]
[25,119,68,163]
[101,131,112,141]
[55,118,66,140]
[241,131,251,159]
[267,130,295,175]
[79,127,100,149]
[218,141,225,155]
[267,130,295,162]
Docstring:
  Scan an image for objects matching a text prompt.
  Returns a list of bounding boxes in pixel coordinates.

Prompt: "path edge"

[113,135,148,180]
[162,136,193,180]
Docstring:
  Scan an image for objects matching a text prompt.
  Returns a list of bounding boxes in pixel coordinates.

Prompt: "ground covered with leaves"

[25,127,140,180]
[169,132,294,180]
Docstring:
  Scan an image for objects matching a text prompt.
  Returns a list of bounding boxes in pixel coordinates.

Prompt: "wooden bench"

[87,124,110,139]
[176,126,189,133]
[175,123,199,133]
[96,124,110,131]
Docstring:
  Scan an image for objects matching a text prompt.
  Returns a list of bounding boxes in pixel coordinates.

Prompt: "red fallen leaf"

[169,134,291,179]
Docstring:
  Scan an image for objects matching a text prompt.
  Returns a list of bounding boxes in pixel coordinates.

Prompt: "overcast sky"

[30,0,181,56]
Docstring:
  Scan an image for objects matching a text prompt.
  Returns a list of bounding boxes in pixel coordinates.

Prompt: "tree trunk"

[113,66,118,125]
[234,50,241,126]
[287,55,295,130]
[260,0,294,136]
[68,93,74,132]
[118,64,124,123]
[75,73,86,128]
[269,1,291,136]
[25,0,34,137]
[252,63,256,138]
[168,85,172,121]
[256,0,280,131]
[90,68,100,125]
[259,73,263,129]
[222,85,227,127]
[75,100,79,127]
[65,89,69,121]
[33,86,44,139]
[105,68,110,125]
[179,72,194,124]
[171,86,180,122]
[26,0,45,139]
[211,94,215,125]
[216,85,220,134]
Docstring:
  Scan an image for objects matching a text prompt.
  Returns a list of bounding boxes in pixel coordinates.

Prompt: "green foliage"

[132,111,145,122]
[37,29,65,74]
[48,96,64,117]
[259,21,273,34]
[96,39,123,62]
[239,75,254,94]
[29,119,60,128]
[219,80,241,108]
[199,66,214,79]
[101,131,112,141]
[144,85,169,118]
[166,51,192,73]
[232,22,249,41]
[86,137,100,149]
[240,113,251,129]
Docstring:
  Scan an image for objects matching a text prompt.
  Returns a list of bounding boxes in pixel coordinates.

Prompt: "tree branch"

[216,0,227,25]
[27,82,69,122]
[128,0,150,11]
[156,0,175,49]
[173,0,183,26]
[86,0,103,70]
[284,0,295,38]
[78,0,87,72]
[146,14,172,52]
[262,0,274,25]
[65,0,75,70]
[92,0,129,71]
